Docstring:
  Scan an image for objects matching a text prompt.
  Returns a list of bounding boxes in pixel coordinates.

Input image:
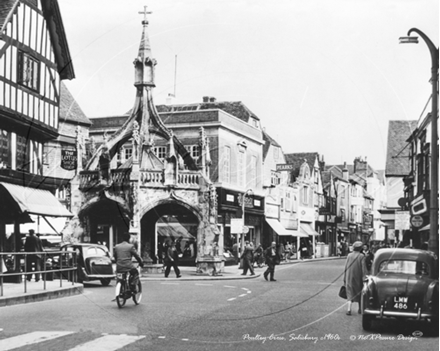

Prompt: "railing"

[177,171,200,187]
[140,170,164,185]
[111,169,131,185]
[79,170,100,190]
[0,251,78,297]
[139,169,200,188]
[79,169,131,190]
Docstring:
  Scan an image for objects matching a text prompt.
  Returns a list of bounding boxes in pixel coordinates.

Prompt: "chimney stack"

[203,96,209,103]
[343,162,349,181]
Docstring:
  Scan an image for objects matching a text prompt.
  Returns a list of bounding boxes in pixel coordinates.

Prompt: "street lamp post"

[400,28,439,256]
[240,189,253,252]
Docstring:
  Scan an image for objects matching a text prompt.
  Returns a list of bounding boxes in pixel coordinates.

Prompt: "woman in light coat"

[343,241,367,315]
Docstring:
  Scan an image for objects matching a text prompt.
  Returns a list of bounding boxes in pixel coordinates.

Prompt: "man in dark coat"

[24,229,44,282]
[241,241,255,276]
[264,241,279,281]
[164,240,181,278]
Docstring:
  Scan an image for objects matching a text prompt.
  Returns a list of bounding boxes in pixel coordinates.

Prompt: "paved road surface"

[0,260,437,351]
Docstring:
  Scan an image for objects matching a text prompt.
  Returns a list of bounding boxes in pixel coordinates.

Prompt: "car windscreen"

[378,260,429,275]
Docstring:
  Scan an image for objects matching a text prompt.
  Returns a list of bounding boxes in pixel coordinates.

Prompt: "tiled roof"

[284,152,319,178]
[325,165,344,179]
[157,100,259,122]
[0,0,18,32]
[262,130,281,160]
[385,120,417,176]
[59,82,91,125]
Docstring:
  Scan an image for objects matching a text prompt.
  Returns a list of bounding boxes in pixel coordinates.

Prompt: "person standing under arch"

[164,240,181,278]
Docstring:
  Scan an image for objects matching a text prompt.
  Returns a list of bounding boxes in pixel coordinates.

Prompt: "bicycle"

[115,264,142,308]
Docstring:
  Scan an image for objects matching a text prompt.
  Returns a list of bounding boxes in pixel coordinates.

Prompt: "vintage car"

[361,248,438,331]
[55,243,115,286]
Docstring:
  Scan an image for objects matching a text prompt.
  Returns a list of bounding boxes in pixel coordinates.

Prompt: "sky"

[59,0,438,171]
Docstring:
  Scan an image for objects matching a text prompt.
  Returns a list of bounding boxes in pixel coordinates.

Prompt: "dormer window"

[18,51,40,92]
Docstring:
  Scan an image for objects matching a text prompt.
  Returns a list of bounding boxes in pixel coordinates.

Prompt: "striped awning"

[300,223,320,236]
[0,182,72,217]
[266,218,307,237]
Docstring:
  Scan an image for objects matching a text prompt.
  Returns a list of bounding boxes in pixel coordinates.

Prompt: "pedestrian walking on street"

[164,240,181,278]
[343,241,367,315]
[362,244,374,274]
[253,243,264,268]
[264,241,279,281]
[241,241,255,276]
[24,229,44,282]
[232,242,239,265]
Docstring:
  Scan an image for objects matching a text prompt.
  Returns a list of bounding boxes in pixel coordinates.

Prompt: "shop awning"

[0,182,73,217]
[266,218,307,237]
[300,223,320,236]
[156,224,195,240]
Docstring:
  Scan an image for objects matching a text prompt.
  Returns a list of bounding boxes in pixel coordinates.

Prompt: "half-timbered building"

[0,0,75,276]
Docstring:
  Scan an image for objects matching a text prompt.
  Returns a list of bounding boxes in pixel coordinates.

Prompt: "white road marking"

[227,298,236,301]
[182,338,189,341]
[67,334,145,351]
[247,291,251,294]
[195,283,213,286]
[241,288,249,291]
[158,336,166,339]
[0,331,74,351]
[238,294,247,297]
[223,285,236,288]
[160,282,179,285]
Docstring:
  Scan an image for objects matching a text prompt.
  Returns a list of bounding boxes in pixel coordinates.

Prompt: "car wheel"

[100,278,111,286]
[362,314,374,331]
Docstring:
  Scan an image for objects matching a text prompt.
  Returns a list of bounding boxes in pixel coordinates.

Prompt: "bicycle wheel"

[116,281,127,308]
[132,280,142,305]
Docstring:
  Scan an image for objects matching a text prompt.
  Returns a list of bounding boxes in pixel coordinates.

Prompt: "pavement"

[0,256,343,307]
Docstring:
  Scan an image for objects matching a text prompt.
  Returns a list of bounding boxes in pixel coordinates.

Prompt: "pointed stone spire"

[134,6,156,87]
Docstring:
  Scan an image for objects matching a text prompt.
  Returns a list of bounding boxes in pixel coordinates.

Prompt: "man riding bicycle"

[114,233,144,292]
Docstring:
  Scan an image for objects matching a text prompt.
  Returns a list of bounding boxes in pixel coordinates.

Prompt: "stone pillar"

[196,179,224,275]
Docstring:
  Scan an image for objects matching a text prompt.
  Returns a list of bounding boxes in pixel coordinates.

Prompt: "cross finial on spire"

[139,5,152,25]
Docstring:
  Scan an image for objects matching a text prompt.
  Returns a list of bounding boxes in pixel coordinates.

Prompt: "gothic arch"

[139,196,202,223]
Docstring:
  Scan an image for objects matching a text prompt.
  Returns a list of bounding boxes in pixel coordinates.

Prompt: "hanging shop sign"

[61,148,77,171]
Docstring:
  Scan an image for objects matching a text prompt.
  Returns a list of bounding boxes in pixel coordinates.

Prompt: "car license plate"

[393,296,408,310]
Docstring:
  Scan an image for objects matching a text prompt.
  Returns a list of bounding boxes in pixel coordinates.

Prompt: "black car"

[361,248,438,332]
[56,243,115,286]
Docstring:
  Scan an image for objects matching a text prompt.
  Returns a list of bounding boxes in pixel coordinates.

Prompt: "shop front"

[217,188,264,254]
